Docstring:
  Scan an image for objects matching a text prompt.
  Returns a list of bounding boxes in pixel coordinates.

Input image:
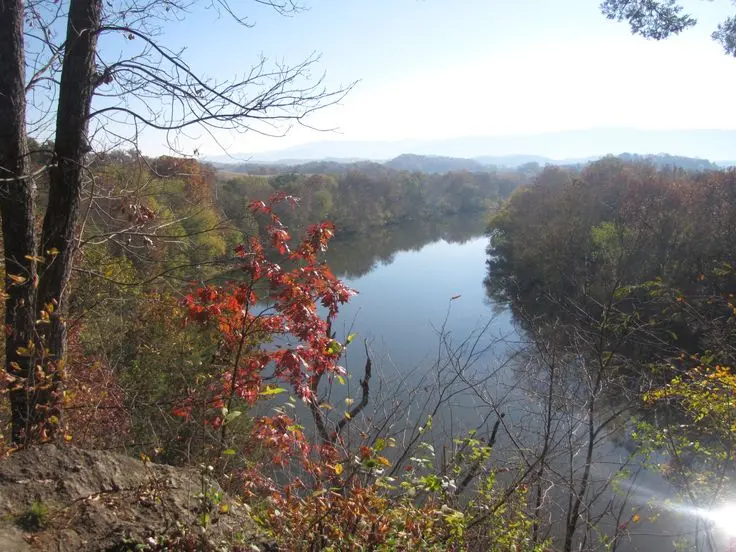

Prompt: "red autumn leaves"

[176,194,355,431]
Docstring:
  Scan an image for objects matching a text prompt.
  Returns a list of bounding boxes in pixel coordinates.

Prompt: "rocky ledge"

[0,445,273,551]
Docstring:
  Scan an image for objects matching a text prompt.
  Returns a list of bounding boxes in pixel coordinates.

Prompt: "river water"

[313,213,730,552]
[325,213,512,377]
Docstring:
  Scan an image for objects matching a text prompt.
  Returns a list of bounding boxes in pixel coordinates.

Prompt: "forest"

[1,143,733,552]
[0,143,547,550]
[485,157,736,550]
[2,0,736,550]
[217,161,523,236]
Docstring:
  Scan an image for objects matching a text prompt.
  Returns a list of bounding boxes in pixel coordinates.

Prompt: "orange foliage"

[153,156,215,202]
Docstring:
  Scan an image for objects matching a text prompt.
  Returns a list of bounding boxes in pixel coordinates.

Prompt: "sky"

[130,0,736,157]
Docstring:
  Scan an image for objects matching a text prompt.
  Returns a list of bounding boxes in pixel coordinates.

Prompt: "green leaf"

[223,448,237,456]
[259,387,287,396]
[336,375,346,385]
[326,340,343,355]
[224,410,242,424]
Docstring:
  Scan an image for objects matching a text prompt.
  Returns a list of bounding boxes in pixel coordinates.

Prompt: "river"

[312,213,729,552]
[325,213,512,379]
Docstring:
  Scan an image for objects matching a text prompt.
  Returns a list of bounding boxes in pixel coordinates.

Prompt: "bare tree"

[0,0,351,444]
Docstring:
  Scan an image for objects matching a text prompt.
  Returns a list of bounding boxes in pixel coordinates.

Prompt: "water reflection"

[320,213,700,552]
[326,212,489,279]
[326,213,511,377]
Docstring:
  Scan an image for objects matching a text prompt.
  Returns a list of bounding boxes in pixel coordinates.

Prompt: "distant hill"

[271,157,372,166]
[216,151,726,177]
[473,154,599,168]
[220,159,387,176]
[618,153,719,171]
[384,154,486,173]
[282,160,387,175]
[474,154,552,167]
[207,155,371,166]
[207,128,736,164]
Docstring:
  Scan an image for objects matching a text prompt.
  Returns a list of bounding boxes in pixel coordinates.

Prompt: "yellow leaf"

[334,463,344,475]
[24,255,45,263]
[376,456,391,467]
[259,386,287,396]
[632,513,640,523]
[16,347,32,357]
[64,434,73,442]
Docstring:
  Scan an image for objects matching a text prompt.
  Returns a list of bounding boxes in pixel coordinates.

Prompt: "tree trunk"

[34,0,102,441]
[0,0,101,444]
[0,0,39,443]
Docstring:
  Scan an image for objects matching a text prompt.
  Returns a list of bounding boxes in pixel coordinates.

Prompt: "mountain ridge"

[216,151,728,176]
[205,128,736,164]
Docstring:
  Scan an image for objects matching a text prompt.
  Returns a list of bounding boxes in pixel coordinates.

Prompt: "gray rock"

[0,445,273,551]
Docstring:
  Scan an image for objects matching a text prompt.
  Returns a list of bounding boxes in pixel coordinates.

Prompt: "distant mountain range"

[215,151,730,177]
[617,153,721,171]
[385,154,487,173]
[205,128,736,166]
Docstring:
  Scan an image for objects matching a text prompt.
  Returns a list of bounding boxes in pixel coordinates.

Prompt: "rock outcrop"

[0,445,272,551]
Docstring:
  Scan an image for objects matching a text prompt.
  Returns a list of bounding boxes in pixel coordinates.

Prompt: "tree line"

[487,157,736,341]
[217,164,524,237]
[486,157,736,550]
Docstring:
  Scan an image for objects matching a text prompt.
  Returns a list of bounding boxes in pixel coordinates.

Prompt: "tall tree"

[0,0,349,444]
[0,0,40,445]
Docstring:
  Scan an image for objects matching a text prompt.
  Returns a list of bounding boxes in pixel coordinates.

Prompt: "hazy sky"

[135,0,736,156]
